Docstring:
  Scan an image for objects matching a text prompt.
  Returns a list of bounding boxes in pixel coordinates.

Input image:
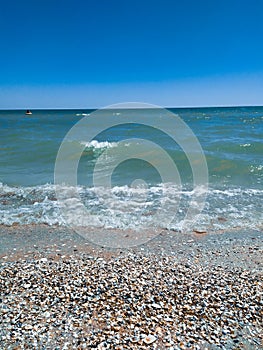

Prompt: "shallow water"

[0,107,262,232]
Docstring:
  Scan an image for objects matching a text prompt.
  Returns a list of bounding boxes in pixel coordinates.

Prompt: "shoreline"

[0,225,262,270]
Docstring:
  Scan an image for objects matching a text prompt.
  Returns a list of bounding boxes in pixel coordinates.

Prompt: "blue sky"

[0,0,263,108]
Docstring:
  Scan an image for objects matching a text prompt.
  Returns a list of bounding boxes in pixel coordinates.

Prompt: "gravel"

[0,225,262,349]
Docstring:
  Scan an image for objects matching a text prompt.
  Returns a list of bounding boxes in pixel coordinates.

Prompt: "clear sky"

[0,0,263,108]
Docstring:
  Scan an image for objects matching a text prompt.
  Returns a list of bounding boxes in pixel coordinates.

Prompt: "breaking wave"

[0,182,262,233]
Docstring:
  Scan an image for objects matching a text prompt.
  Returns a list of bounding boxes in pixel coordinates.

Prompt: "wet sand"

[0,225,262,270]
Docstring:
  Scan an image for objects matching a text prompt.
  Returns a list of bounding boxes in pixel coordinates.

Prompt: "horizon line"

[1,104,263,111]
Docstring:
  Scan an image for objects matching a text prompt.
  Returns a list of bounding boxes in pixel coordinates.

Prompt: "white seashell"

[152,303,161,309]
[143,334,157,344]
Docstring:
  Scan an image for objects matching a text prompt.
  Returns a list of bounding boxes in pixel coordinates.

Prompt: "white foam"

[250,165,263,172]
[0,183,262,232]
[81,140,118,149]
[76,113,90,116]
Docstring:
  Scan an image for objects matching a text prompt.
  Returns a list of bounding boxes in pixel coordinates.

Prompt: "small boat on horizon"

[25,110,32,115]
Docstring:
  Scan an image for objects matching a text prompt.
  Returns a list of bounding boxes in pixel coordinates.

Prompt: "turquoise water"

[0,107,262,232]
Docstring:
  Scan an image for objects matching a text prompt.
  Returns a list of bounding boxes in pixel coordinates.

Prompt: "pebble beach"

[1,0,263,346]
[0,225,262,349]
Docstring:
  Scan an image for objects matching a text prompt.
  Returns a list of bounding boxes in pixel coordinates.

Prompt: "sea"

[0,106,262,235]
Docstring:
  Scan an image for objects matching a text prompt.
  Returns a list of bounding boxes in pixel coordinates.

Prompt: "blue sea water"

[0,107,262,232]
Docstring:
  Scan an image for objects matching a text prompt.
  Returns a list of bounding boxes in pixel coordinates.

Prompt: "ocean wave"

[76,113,90,116]
[81,140,118,150]
[0,182,262,232]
